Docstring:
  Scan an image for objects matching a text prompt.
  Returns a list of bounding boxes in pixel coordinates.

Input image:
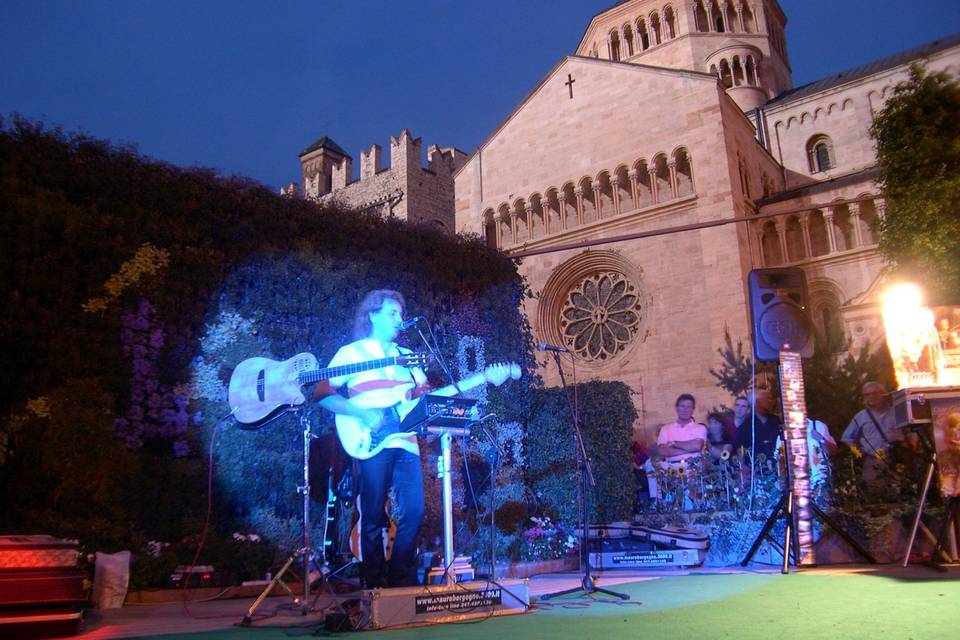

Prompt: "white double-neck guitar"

[334,362,521,460]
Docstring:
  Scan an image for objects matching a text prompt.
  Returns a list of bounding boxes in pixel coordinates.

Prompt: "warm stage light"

[880,282,952,388]
[881,282,924,312]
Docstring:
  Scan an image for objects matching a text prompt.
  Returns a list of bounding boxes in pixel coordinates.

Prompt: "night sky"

[3,1,958,191]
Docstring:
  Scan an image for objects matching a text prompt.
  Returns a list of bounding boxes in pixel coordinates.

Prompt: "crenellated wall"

[290,129,466,230]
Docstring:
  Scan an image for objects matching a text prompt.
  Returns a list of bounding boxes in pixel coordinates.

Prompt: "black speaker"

[748,268,814,361]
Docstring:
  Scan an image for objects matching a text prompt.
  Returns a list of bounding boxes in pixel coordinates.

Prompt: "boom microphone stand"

[540,350,628,601]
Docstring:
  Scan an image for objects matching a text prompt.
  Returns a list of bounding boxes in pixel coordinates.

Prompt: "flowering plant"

[520,517,578,561]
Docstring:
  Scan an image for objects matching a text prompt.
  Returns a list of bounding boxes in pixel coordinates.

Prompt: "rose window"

[559,272,642,361]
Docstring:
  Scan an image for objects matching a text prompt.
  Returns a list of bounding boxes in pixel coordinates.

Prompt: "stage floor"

[43,564,960,639]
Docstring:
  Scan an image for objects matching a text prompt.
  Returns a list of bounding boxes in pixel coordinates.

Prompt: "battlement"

[428,144,468,176]
[287,128,460,230]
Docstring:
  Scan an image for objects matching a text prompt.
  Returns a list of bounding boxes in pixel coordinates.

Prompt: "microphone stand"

[540,350,628,601]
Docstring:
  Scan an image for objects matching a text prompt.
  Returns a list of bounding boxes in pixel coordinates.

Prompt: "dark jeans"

[357,446,424,588]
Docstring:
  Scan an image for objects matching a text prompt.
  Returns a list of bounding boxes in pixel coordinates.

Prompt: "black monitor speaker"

[748,267,814,361]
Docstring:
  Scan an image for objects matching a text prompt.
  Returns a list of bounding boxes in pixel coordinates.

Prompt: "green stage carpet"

[150,572,960,640]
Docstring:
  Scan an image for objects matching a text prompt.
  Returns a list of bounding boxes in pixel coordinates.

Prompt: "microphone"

[538,342,569,353]
[399,316,424,330]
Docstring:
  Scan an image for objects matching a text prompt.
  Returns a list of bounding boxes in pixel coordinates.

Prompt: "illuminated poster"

[932,402,960,499]
[779,350,814,564]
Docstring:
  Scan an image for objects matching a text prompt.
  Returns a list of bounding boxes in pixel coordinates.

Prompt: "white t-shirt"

[327,338,427,456]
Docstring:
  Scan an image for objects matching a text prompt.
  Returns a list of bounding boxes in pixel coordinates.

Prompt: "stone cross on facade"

[565,73,575,99]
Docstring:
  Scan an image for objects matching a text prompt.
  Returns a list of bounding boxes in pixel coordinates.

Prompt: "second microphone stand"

[540,350,628,601]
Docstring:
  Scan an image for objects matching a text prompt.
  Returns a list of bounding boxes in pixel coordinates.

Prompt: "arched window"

[761,221,782,266]
[634,160,653,207]
[623,25,635,57]
[513,199,528,241]
[719,59,733,89]
[694,1,709,32]
[742,3,755,33]
[732,56,745,86]
[562,183,578,228]
[664,6,677,38]
[674,148,694,197]
[596,172,614,219]
[483,209,497,249]
[530,194,545,238]
[579,178,596,223]
[649,13,662,45]
[653,154,671,201]
[832,204,855,252]
[711,1,725,32]
[609,30,621,61]
[497,204,512,246]
[615,166,634,212]
[858,199,879,245]
[808,210,830,256]
[785,216,805,262]
[745,55,758,86]
[636,18,650,50]
[807,135,836,173]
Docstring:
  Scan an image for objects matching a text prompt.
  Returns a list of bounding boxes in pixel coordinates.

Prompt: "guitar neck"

[298,357,404,385]
[430,372,486,398]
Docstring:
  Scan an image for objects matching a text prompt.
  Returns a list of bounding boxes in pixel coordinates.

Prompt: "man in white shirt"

[316,290,428,588]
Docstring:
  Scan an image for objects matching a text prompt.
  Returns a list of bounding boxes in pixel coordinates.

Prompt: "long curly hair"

[351,289,406,339]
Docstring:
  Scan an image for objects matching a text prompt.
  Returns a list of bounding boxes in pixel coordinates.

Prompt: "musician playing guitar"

[315,289,519,589]
[313,290,426,590]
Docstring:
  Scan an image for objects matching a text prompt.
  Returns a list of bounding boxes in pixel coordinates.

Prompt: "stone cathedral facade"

[452,1,960,436]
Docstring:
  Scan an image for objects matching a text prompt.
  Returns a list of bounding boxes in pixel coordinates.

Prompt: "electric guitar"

[335,362,521,460]
[228,352,430,428]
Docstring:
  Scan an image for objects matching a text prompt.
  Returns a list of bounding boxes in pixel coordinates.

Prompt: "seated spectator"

[705,411,735,461]
[646,394,708,501]
[734,389,783,460]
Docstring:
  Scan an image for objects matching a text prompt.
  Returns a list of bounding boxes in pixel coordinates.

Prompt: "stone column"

[735,2,745,32]
[849,201,863,248]
[705,1,715,32]
[593,185,603,219]
[557,194,568,231]
[648,168,659,203]
[493,213,503,248]
[628,169,640,208]
[525,204,535,241]
[776,220,789,264]
[574,187,585,225]
[755,228,767,266]
[607,35,613,60]
[611,176,622,215]
[754,1,766,34]
[543,201,551,235]
[875,197,886,222]
[823,210,837,254]
[668,160,679,199]
[800,214,813,259]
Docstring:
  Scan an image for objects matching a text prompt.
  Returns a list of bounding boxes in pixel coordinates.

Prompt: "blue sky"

[2,1,958,190]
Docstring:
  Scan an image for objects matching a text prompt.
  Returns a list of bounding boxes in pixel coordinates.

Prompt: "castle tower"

[575,0,791,112]
[298,136,351,199]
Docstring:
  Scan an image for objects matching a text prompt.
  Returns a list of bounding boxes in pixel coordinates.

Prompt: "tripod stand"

[240,406,346,625]
[741,350,874,572]
[902,423,960,568]
[540,351,628,601]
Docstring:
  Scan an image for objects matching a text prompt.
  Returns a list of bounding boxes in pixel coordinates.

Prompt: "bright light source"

[881,282,944,389]
[881,282,924,310]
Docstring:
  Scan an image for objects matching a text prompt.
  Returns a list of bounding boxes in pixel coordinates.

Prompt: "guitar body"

[228,353,318,426]
[334,362,521,460]
[334,388,418,460]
